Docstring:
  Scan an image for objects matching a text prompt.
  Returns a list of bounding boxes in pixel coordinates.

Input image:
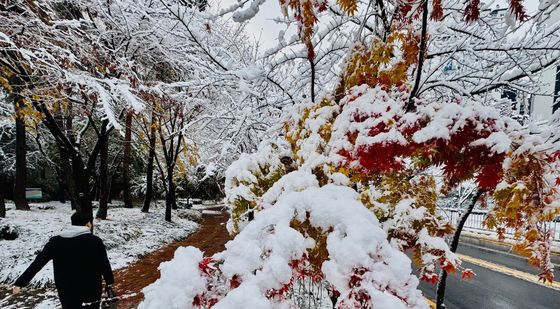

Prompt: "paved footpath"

[0,206,231,309]
[114,207,230,308]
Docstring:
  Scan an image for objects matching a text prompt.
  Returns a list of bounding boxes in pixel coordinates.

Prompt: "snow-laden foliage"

[225,83,560,284]
[258,0,560,106]
[0,0,290,217]
[141,182,429,309]
[224,139,292,233]
[139,1,560,307]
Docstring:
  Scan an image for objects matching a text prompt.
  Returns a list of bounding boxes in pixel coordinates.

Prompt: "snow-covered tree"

[140,1,560,308]
[1,0,285,220]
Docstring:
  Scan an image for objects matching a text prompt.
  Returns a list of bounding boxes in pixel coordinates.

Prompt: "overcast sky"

[211,0,285,49]
[210,0,544,50]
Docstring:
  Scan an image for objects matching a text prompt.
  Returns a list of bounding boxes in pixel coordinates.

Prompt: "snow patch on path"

[0,202,198,287]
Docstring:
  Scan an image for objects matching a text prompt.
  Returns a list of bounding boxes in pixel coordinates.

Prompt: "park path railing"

[438,208,560,242]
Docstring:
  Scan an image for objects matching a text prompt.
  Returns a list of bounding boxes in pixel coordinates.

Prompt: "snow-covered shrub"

[141,182,429,309]
[177,209,203,222]
[222,83,560,284]
[0,224,19,240]
[224,139,292,233]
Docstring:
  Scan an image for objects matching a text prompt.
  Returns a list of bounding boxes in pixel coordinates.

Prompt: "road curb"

[461,233,560,265]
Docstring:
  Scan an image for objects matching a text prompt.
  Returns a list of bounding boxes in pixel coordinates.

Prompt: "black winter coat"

[14,229,114,309]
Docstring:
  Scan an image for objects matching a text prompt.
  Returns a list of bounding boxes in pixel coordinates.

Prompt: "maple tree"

[140,0,560,308]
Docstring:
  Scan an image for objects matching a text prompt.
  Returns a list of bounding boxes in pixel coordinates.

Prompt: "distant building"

[440,5,559,122]
[531,65,560,120]
[521,7,560,120]
[486,5,560,122]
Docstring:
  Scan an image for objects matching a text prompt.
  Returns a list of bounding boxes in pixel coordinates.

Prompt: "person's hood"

[59,226,91,238]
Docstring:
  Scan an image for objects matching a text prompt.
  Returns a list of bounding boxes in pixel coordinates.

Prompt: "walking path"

[114,207,231,308]
[0,207,231,309]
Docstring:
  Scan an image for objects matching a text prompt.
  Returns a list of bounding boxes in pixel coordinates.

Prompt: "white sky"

[211,0,285,49]
[210,0,545,49]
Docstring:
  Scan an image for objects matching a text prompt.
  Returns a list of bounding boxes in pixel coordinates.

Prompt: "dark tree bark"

[107,156,120,204]
[59,145,79,210]
[142,115,156,213]
[436,190,484,309]
[122,110,133,208]
[309,57,316,102]
[31,95,113,217]
[13,96,29,210]
[0,191,6,218]
[90,176,100,201]
[2,44,117,218]
[54,109,78,209]
[407,0,429,112]
[155,101,186,221]
[56,175,66,203]
[165,165,174,222]
[96,127,109,219]
[72,152,94,215]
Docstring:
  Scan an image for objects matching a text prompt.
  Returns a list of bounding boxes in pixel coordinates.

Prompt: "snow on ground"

[0,201,199,286]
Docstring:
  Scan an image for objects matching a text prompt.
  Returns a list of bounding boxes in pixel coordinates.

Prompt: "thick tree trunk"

[90,176,100,201]
[142,120,156,213]
[436,190,483,309]
[13,97,29,210]
[122,110,133,208]
[70,152,93,216]
[165,166,174,222]
[75,181,93,216]
[56,176,66,203]
[96,130,109,219]
[55,111,78,210]
[60,146,79,210]
[0,191,6,218]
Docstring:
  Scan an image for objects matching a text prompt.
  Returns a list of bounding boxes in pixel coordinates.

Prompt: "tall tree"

[96,121,110,219]
[12,95,29,210]
[0,1,141,215]
[154,95,187,221]
[122,110,133,208]
[141,107,157,213]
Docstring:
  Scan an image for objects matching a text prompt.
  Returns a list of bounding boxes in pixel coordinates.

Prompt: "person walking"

[12,212,115,308]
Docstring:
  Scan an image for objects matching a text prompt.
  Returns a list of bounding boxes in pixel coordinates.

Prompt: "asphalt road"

[419,240,560,309]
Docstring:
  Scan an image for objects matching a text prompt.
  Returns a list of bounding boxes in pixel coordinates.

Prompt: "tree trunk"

[90,176,100,201]
[165,165,174,222]
[309,58,316,102]
[436,190,483,309]
[56,176,66,204]
[122,110,133,208]
[59,146,79,210]
[70,152,93,216]
[55,111,78,210]
[0,191,6,218]
[96,130,109,219]
[142,119,156,213]
[13,97,29,210]
[107,176,114,204]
